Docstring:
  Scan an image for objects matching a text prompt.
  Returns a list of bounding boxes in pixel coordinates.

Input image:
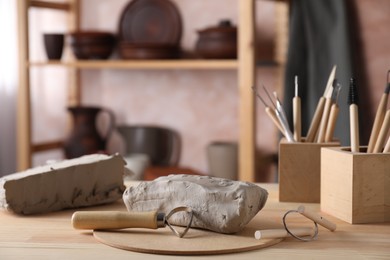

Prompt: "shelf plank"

[32,140,64,152]
[28,60,238,70]
[29,0,71,11]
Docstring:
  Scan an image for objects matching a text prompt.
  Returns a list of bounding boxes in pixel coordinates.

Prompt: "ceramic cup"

[43,33,64,60]
[207,141,238,180]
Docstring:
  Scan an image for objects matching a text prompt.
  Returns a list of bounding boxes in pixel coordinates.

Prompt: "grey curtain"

[283,0,354,145]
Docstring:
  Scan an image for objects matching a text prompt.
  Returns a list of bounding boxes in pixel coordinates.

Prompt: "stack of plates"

[118,0,182,59]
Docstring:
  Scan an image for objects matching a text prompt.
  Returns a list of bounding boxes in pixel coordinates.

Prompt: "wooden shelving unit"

[17,0,258,181]
[28,60,239,70]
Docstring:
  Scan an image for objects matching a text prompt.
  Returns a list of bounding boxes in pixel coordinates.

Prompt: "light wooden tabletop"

[1,182,389,259]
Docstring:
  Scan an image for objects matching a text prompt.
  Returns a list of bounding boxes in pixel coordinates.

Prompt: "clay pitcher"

[63,106,115,159]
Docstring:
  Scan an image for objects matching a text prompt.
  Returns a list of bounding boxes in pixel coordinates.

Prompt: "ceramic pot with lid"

[195,20,237,59]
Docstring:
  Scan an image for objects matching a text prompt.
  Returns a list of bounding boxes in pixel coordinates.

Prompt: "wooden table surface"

[1,183,389,259]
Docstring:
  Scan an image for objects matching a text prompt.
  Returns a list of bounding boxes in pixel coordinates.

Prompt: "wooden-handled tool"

[373,109,390,153]
[349,78,360,153]
[254,227,314,240]
[293,76,302,142]
[297,205,337,232]
[71,206,193,238]
[325,82,342,142]
[306,65,337,142]
[367,71,390,153]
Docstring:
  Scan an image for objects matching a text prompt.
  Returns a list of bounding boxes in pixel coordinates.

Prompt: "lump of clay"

[0,154,126,215]
[123,174,268,233]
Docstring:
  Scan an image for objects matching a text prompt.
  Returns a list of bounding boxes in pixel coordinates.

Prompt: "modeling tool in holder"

[293,76,302,142]
[325,81,342,142]
[252,86,286,136]
[263,86,294,142]
[273,91,295,142]
[373,109,390,153]
[384,135,390,153]
[317,79,335,143]
[348,78,360,153]
[367,70,390,153]
[306,65,337,142]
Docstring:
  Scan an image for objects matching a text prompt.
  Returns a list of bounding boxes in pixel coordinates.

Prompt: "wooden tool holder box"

[278,139,340,203]
[321,147,390,224]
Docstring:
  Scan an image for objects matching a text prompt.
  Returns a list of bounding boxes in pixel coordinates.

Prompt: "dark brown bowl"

[71,42,115,60]
[118,42,179,59]
[69,31,116,45]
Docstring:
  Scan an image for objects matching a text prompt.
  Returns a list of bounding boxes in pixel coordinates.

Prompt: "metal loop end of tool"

[165,206,193,238]
[282,210,319,242]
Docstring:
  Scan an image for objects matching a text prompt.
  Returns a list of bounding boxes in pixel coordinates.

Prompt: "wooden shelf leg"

[238,0,256,182]
[17,0,32,170]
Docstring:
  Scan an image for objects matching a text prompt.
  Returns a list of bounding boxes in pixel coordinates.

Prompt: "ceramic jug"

[63,106,115,159]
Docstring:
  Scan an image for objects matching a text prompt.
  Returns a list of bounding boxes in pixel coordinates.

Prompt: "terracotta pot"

[195,20,237,59]
[64,106,115,159]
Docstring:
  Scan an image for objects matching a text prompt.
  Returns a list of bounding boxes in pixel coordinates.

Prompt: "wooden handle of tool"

[297,205,336,231]
[373,109,390,153]
[350,104,360,153]
[367,93,388,153]
[317,98,332,143]
[325,104,339,142]
[72,211,159,230]
[293,97,302,142]
[266,107,286,137]
[254,227,313,240]
[383,136,390,153]
[306,97,326,142]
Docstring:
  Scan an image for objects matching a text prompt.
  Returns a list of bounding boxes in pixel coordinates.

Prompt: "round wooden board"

[94,223,282,255]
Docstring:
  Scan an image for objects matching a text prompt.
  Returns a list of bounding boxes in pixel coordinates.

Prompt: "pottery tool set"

[253,65,340,144]
[366,70,390,153]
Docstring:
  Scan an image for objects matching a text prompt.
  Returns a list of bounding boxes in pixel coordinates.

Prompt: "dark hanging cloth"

[283,0,354,145]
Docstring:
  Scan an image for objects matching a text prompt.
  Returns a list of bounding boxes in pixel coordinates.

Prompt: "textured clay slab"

[123,174,268,233]
[0,154,126,214]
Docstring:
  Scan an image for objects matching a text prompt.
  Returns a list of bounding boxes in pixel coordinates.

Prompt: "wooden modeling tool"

[306,65,337,142]
[349,78,360,153]
[325,82,342,142]
[297,205,337,232]
[317,79,335,143]
[373,109,390,153]
[293,76,302,142]
[254,227,313,240]
[367,70,390,153]
[252,86,286,136]
[72,206,193,238]
[383,135,390,153]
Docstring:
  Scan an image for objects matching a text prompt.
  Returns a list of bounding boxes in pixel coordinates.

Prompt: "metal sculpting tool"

[367,70,390,153]
[306,65,337,142]
[272,91,295,142]
[252,86,286,136]
[262,86,294,142]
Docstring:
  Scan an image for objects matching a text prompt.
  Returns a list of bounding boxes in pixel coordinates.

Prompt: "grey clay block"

[0,154,126,215]
[123,174,268,234]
